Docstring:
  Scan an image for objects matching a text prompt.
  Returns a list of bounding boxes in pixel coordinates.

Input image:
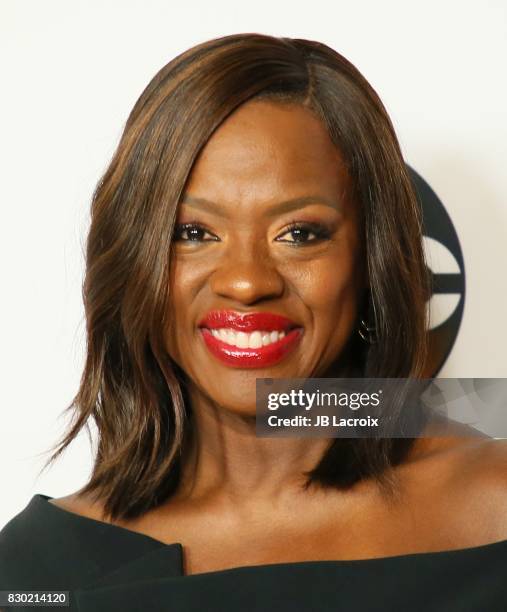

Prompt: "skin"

[165,97,366,418]
[50,101,507,575]
[161,98,365,504]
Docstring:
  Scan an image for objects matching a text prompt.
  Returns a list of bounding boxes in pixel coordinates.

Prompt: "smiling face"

[164,99,366,416]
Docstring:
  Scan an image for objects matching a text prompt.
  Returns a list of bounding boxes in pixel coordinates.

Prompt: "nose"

[209,244,285,306]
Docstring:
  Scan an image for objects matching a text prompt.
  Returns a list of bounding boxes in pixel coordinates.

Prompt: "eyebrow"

[180,194,341,217]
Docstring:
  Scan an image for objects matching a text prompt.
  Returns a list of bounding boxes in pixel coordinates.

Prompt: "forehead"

[184,100,350,204]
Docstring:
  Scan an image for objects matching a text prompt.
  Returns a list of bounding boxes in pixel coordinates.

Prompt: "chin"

[217,397,258,417]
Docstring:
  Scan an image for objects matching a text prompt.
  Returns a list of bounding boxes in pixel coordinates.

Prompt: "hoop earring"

[358,318,377,344]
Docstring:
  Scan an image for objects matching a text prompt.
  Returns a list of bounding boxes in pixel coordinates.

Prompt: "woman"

[1,33,506,611]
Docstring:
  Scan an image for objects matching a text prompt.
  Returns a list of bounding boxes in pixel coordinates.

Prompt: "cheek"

[289,240,362,323]
[164,260,202,357]
[290,249,362,372]
[302,269,360,354]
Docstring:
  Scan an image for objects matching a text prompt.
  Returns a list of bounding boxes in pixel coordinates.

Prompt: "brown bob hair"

[41,33,430,520]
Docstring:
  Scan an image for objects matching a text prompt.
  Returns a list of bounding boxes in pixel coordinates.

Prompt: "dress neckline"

[33,492,507,574]
[36,493,173,549]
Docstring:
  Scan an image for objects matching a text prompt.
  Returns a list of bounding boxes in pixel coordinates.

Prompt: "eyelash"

[172,219,332,246]
[282,220,332,244]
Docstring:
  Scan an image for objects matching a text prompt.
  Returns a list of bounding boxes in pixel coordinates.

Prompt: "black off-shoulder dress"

[0,494,506,611]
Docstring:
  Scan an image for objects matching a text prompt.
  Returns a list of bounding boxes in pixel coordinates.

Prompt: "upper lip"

[198,310,300,333]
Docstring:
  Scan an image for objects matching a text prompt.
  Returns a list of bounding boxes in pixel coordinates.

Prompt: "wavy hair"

[41,33,430,520]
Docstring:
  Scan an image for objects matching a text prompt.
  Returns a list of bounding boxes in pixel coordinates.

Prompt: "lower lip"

[199,328,304,368]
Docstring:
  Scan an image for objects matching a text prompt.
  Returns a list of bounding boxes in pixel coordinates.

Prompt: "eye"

[276,221,332,245]
[172,223,219,242]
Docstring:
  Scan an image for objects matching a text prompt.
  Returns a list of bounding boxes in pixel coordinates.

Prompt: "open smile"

[198,310,304,368]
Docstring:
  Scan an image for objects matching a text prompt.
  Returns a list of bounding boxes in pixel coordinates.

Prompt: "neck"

[175,388,333,509]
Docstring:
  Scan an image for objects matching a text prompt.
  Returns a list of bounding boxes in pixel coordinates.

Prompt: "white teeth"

[209,328,288,348]
[236,331,249,349]
[248,331,263,349]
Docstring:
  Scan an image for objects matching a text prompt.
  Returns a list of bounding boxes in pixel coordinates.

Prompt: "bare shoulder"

[444,436,507,540]
[413,417,507,484]
[399,426,507,547]
[429,426,506,482]
[462,437,507,488]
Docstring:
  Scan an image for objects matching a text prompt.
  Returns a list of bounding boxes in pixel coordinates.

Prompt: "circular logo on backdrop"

[407,166,466,376]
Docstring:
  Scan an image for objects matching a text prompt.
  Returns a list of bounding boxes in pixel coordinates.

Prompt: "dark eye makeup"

[277,219,332,244]
[173,223,219,243]
[172,219,333,246]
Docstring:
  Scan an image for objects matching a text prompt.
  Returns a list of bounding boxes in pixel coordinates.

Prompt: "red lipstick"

[198,310,304,368]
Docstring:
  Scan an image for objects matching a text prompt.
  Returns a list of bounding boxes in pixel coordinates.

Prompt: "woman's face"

[165,100,365,416]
